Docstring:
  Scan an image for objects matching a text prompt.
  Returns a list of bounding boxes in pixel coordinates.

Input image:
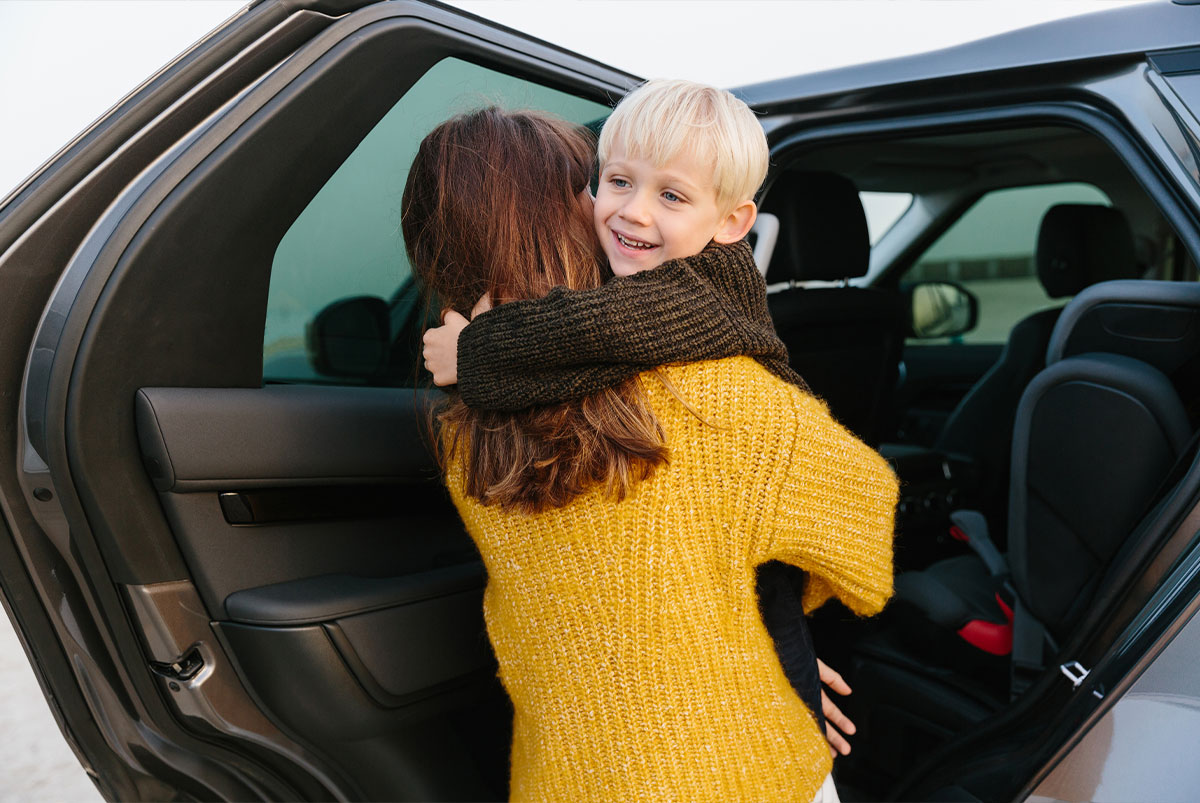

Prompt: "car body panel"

[1030,604,1200,802]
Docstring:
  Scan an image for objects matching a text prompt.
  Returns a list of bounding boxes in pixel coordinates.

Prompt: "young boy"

[423,78,804,403]
[422,79,864,763]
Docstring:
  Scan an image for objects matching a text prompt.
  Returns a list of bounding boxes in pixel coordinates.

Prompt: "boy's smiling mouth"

[612,230,659,252]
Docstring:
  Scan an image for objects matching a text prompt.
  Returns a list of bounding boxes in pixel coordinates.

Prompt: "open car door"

[0,1,634,799]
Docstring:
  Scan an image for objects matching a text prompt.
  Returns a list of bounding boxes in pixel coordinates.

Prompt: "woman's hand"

[422,294,492,386]
[818,659,856,757]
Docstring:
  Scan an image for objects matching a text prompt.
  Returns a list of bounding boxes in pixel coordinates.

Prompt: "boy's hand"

[818,658,856,757]
[421,294,492,386]
[423,311,468,386]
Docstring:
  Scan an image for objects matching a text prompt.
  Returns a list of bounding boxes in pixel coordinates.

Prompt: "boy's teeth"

[617,232,654,249]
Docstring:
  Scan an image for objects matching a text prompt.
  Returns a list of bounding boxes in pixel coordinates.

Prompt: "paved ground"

[0,616,102,802]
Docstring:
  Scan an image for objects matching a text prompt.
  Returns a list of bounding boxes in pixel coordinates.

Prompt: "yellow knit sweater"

[446,356,898,802]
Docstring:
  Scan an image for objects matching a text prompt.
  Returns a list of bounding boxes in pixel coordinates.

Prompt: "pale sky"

[0,0,1153,200]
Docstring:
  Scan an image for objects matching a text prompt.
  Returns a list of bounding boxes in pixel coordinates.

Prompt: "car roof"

[737,0,1197,110]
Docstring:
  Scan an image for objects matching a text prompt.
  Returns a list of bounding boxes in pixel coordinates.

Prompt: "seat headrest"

[1047,279,1200,374]
[1036,204,1136,298]
[761,171,870,283]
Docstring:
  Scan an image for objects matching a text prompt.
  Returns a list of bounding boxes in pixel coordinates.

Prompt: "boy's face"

[594,146,731,277]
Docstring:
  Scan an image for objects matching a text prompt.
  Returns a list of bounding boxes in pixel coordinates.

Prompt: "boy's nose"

[619,194,653,226]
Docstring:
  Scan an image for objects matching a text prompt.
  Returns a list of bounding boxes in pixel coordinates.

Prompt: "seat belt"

[1009,597,1053,700]
[948,510,1007,578]
[948,510,1056,698]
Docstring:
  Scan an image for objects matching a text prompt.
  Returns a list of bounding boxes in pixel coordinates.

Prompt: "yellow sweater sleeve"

[763,391,899,616]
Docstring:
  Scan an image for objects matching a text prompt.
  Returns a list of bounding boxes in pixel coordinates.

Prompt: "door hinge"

[150,646,204,682]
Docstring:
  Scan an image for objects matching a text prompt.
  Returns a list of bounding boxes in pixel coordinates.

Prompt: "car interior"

[760,123,1200,797]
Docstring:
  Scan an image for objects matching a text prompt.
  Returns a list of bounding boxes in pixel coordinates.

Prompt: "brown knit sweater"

[456,239,807,410]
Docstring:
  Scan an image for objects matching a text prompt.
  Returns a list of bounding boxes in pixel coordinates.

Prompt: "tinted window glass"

[906,182,1110,344]
[263,57,609,383]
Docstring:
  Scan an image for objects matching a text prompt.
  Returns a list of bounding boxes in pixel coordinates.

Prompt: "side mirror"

[907,281,978,339]
[306,295,390,380]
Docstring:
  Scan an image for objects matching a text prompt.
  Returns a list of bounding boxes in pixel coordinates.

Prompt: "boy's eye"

[662,191,681,203]
[610,177,630,188]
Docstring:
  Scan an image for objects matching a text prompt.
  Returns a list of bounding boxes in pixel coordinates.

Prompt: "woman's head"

[401,107,667,513]
[403,107,603,315]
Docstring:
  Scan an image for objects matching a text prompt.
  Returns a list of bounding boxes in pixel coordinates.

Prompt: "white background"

[0,0,1152,200]
[0,0,1154,800]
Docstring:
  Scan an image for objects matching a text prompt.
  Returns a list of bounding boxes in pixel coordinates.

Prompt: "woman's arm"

[763,393,899,616]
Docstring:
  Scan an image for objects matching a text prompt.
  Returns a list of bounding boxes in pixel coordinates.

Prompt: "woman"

[401,107,896,802]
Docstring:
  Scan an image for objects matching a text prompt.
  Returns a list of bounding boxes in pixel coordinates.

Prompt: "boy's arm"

[452,245,767,411]
[763,392,899,617]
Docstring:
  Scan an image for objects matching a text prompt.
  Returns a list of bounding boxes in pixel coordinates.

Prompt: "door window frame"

[763,100,1200,287]
[10,4,637,799]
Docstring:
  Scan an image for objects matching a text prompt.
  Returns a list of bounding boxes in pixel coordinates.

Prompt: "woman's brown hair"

[402,107,667,513]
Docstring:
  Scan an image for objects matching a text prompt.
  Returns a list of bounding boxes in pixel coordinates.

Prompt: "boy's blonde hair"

[598,78,769,213]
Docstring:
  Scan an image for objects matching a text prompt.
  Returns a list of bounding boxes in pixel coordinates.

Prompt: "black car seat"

[851,281,1200,770]
[934,203,1138,533]
[761,171,906,445]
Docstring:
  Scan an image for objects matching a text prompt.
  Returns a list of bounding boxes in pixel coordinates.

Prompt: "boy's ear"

[712,200,758,244]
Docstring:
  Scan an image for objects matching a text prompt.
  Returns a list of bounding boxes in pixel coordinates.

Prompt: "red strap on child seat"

[955,592,1015,656]
[994,592,1014,621]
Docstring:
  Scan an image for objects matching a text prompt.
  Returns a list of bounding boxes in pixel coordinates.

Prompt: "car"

[2,0,1200,800]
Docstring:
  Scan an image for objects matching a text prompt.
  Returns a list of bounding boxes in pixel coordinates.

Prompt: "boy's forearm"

[456,259,747,407]
[458,363,637,412]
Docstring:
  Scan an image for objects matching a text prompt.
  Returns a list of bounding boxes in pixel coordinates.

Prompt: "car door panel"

[133,386,476,616]
[133,386,439,493]
[116,384,504,801]
[134,382,505,799]
[213,594,505,801]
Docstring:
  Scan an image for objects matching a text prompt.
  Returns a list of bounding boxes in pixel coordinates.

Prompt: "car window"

[262,57,610,384]
[861,191,912,245]
[904,182,1111,344]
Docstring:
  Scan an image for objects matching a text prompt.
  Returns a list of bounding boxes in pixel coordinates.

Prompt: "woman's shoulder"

[647,356,828,423]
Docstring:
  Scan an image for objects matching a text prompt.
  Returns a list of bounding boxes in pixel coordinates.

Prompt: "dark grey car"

[2,0,1200,799]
